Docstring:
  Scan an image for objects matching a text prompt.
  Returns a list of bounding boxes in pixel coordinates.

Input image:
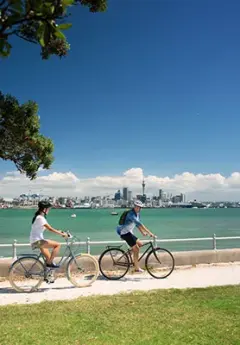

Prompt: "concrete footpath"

[0,262,240,306]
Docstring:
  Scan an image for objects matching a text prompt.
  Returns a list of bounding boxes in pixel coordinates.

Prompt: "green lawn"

[0,286,240,345]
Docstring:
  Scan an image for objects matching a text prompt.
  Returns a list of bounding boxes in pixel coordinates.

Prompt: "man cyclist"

[116,200,156,272]
[30,201,68,268]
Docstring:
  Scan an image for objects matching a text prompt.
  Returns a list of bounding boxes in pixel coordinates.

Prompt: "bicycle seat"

[106,245,124,249]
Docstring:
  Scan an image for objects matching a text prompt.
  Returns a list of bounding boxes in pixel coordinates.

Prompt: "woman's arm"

[44,223,66,237]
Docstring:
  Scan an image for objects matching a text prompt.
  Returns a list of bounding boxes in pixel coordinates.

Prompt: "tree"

[0,1,107,179]
[0,0,107,59]
[0,92,54,179]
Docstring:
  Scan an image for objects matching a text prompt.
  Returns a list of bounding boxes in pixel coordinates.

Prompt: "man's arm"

[138,224,156,238]
[131,214,156,238]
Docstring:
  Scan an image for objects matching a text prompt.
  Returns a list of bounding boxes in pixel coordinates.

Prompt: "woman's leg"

[40,240,61,264]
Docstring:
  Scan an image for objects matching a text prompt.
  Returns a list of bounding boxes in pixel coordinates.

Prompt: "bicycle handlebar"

[61,230,73,239]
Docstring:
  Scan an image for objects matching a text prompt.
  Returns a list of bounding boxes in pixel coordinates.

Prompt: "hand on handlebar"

[61,231,69,239]
[149,233,157,238]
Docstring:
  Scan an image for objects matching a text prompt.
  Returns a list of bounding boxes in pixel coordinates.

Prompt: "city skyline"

[1,167,240,201]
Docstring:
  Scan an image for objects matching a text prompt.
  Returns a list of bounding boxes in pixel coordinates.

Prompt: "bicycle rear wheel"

[67,254,99,287]
[99,248,130,280]
[9,257,45,292]
[145,247,175,279]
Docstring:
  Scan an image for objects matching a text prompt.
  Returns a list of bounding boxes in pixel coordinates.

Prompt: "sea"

[0,208,240,257]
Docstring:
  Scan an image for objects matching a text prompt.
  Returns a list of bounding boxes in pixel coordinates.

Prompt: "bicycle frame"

[15,236,81,274]
[109,241,155,267]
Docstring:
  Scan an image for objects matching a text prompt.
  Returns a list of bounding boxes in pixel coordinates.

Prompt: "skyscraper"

[123,187,128,201]
[159,189,163,200]
[127,191,132,202]
[114,190,121,201]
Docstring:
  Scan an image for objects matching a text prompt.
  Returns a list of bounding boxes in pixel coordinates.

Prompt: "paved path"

[0,263,239,306]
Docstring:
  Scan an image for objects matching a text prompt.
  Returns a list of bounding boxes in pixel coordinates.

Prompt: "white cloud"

[0,167,240,201]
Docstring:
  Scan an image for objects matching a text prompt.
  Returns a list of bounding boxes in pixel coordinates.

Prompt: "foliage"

[0,91,54,179]
[0,0,107,59]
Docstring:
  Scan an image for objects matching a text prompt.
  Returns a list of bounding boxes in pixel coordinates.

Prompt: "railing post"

[12,239,17,259]
[86,237,90,254]
[213,233,217,250]
[153,236,157,248]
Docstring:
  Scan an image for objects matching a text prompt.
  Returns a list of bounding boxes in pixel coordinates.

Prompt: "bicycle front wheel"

[99,248,130,280]
[145,247,175,279]
[67,254,99,287]
[9,257,45,292]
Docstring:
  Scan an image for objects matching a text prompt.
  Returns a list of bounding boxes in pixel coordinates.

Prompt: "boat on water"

[111,211,118,215]
[71,214,77,218]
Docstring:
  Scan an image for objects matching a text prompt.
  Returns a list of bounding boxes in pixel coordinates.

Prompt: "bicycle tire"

[145,247,175,279]
[9,256,45,293]
[99,247,130,280]
[67,254,99,287]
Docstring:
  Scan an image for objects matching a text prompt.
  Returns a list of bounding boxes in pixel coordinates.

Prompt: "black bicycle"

[98,239,175,280]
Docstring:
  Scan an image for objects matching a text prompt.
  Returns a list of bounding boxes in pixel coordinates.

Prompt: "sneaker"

[134,268,144,273]
[46,263,59,269]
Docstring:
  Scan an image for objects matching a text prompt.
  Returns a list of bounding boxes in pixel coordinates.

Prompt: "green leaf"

[54,30,65,40]
[37,23,45,47]
[62,0,74,5]
[57,23,72,30]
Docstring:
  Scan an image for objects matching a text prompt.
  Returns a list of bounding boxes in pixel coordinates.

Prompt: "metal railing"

[1,234,240,259]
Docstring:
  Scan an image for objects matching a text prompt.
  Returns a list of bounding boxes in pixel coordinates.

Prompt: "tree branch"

[15,31,38,44]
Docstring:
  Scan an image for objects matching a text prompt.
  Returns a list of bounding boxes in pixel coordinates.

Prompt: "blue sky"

[1,0,240,179]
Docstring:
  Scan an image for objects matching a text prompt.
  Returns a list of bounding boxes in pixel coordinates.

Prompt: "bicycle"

[98,238,175,280]
[9,231,99,293]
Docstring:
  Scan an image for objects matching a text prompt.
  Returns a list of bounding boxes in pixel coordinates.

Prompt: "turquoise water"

[1,208,240,256]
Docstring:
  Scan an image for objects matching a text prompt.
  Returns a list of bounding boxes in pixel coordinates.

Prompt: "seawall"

[1,248,240,278]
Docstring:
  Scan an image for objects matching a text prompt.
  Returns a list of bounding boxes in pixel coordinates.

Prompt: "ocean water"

[0,208,240,257]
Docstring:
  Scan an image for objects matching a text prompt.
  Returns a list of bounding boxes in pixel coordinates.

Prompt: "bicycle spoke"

[99,248,130,280]
[146,248,175,279]
[67,254,99,287]
[9,257,44,292]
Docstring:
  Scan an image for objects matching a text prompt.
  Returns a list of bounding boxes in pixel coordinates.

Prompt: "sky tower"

[142,179,145,196]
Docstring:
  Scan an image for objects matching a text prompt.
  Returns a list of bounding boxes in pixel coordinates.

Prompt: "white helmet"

[134,200,144,208]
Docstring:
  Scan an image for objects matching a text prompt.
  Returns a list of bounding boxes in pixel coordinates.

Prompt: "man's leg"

[132,239,143,271]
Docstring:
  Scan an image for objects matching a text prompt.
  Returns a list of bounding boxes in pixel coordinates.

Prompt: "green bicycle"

[9,231,99,293]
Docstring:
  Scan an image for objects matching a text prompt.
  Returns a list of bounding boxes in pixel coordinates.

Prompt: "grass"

[0,286,240,345]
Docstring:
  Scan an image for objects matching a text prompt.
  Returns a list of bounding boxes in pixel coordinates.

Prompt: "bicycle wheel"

[9,256,45,292]
[145,247,175,279]
[67,254,99,287]
[99,247,130,280]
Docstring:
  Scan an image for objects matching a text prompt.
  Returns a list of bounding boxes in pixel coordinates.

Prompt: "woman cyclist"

[30,201,67,268]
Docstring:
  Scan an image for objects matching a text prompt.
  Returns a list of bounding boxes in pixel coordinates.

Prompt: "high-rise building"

[114,190,121,201]
[127,191,132,201]
[123,187,128,201]
[159,189,163,200]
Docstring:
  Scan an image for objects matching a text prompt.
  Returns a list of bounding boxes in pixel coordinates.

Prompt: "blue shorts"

[120,232,138,247]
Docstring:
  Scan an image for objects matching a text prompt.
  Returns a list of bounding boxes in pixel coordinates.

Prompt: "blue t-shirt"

[116,209,142,236]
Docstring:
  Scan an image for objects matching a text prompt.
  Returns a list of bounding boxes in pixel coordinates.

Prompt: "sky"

[1,0,240,200]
